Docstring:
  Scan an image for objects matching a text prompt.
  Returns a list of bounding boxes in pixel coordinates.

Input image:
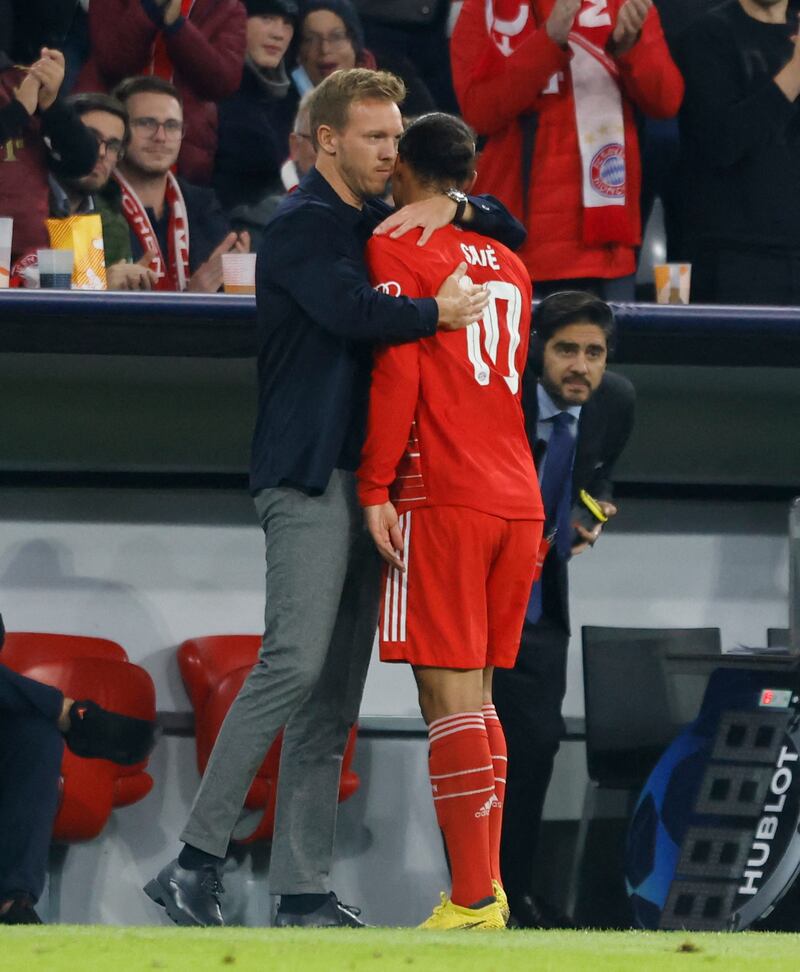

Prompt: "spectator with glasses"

[48,92,159,290]
[290,0,435,116]
[113,75,249,293]
[75,0,246,186]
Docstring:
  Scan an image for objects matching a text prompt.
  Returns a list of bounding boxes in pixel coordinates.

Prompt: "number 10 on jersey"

[464,278,524,394]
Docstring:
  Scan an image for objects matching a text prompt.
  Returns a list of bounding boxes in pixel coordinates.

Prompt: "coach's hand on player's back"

[435,261,489,331]
[364,502,406,571]
[374,194,462,246]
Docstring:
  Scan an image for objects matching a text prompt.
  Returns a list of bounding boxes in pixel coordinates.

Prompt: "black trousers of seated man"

[0,664,64,905]
[493,611,569,914]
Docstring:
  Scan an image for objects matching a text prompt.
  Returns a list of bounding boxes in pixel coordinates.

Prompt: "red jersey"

[358,224,543,522]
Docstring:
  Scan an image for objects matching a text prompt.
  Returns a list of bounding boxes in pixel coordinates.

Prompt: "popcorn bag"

[46,214,108,290]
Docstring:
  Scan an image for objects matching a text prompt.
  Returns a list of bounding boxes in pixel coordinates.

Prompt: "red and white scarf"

[115,170,190,291]
[568,19,635,245]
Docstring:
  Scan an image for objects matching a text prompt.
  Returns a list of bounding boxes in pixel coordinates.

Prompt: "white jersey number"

[578,0,611,28]
[465,278,523,394]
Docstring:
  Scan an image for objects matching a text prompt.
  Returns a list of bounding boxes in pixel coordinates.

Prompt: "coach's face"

[330,98,402,203]
[540,321,607,408]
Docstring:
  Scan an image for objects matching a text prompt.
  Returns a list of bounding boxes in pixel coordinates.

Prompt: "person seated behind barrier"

[290,0,436,117]
[113,76,250,293]
[74,0,247,186]
[214,0,299,216]
[48,92,159,291]
[228,91,317,249]
[0,46,97,268]
[0,613,156,925]
[675,0,800,305]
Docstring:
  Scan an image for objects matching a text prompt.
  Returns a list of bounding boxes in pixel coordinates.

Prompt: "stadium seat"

[178,635,360,843]
[767,627,790,649]
[568,625,723,925]
[1,632,157,841]
[581,625,723,790]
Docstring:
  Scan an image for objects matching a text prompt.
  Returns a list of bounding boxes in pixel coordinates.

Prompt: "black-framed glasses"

[131,116,185,140]
[87,128,124,157]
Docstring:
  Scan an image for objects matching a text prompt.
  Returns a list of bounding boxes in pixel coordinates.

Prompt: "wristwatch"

[444,187,468,223]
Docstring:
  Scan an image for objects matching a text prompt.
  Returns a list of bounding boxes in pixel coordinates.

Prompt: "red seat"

[178,635,360,843]
[1,633,157,841]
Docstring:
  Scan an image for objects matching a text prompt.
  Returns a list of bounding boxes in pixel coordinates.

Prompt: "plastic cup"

[654,263,691,305]
[38,248,74,289]
[222,252,256,295]
[0,217,12,289]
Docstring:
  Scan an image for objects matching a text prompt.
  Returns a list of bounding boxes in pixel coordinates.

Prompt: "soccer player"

[357,112,544,931]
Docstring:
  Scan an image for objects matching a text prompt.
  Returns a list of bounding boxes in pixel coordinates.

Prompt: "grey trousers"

[180,469,381,893]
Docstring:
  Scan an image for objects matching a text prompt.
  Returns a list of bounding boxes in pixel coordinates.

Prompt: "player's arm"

[357,242,424,569]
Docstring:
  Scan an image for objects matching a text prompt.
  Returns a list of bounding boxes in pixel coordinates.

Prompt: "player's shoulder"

[366,227,425,257]
[457,227,530,283]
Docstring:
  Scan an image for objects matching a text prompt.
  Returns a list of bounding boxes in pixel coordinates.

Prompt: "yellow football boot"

[419,893,506,930]
[492,881,510,924]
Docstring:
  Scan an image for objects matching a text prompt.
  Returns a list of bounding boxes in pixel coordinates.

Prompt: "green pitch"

[1,926,799,972]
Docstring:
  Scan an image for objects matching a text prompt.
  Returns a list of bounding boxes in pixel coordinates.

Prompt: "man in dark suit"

[493,291,635,929]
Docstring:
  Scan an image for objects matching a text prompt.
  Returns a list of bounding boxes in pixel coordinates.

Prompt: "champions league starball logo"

[590,144,626,198]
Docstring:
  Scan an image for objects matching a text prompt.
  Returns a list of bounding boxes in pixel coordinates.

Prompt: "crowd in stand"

[2,0,799,302]
[2,0,800,933]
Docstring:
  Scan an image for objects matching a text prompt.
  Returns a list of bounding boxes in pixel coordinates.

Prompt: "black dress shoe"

[275,892,367,928]
[0,895,42,925]
[144,859,225,927]
[65,700,157,765]
[508,893,574,929]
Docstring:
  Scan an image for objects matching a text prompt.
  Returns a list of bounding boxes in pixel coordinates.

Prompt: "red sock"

[482,703,507,885]
[428,712,495,907]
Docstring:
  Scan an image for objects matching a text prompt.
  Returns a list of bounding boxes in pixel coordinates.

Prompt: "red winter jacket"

[451,0,683,282]
[76,0,246,185]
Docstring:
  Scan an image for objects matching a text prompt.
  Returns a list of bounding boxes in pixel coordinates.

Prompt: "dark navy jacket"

[128,177,231,274]
[250,167,525,496]
[214,62,297,210]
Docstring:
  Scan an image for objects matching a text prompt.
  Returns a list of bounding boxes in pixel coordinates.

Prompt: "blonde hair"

[307,68,406,149]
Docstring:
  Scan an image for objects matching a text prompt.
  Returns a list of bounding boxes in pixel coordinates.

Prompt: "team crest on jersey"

[590,144,626,198]
[375,280,402,296]
[484,0,529,56]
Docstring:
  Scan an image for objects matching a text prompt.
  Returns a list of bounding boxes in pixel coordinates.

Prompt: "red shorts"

[379,505,543,670]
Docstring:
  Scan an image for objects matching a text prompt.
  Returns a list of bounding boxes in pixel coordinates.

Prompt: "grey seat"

[582,625,723,790]
[567,625,722,924]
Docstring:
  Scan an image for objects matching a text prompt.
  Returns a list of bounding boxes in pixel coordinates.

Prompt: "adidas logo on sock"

[474,795,497,819]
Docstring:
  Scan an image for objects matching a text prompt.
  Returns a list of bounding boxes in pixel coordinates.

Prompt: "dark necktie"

[526,411,576,624]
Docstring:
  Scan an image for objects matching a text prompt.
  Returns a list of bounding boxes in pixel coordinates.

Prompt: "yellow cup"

[654,263,691,304]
